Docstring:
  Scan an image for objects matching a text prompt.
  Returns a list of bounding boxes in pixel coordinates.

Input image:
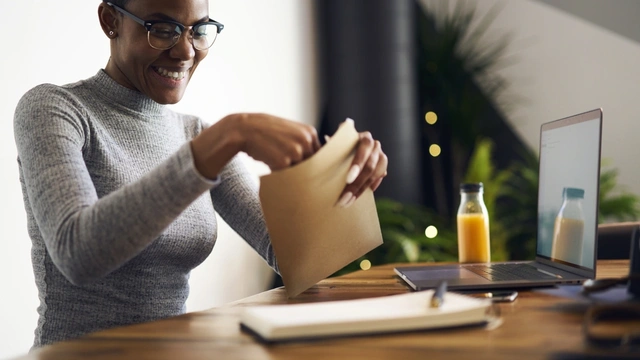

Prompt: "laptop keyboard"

[465,263,558,282]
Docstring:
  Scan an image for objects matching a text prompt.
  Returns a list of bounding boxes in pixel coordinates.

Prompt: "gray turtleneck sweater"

[13,70,276,348]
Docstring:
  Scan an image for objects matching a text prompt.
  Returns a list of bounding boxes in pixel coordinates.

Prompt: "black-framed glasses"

[105,1,224,51]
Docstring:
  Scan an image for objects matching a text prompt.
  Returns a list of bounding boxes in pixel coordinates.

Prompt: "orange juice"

[457,213,491,263]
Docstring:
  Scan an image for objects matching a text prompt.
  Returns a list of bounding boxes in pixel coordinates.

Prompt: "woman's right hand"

[190,113,321,179]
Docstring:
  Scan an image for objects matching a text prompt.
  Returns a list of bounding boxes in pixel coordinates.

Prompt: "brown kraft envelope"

[259,119,383,297]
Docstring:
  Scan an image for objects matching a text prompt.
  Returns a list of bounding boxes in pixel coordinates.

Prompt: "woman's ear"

[98,2,119,38]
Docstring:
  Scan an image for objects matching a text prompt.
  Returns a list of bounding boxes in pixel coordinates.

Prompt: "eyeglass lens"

[148,22,218,50]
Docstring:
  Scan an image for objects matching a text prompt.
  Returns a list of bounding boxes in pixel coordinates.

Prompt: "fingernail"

[345,117,354,123]
[324,135,331,143]
[346,165,360,184]
[337,192,353,207]
[344,195,357,208]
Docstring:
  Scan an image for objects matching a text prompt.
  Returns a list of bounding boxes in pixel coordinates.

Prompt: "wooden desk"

[16,260,634,360]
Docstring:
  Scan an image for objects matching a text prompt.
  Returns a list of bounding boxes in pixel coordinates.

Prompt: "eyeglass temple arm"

[104,1,148,28]
[209,19,224,33]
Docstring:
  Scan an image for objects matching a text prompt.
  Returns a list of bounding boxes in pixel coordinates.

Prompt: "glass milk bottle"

[457,183,491,263]
[551,187,585,265]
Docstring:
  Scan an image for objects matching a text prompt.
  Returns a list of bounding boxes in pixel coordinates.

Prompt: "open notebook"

[240,291,492,342]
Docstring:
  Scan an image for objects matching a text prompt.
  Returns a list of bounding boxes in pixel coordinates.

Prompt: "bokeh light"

[425,225,438,239]
[429,144,441,157]
[425,111,438,125]
[360,259,372,271]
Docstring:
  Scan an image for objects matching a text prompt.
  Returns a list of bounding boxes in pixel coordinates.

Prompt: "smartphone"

[461,290,518,302]
[484,291,518,302]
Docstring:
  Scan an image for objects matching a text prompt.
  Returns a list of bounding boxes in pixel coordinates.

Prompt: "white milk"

[551,217,584,264]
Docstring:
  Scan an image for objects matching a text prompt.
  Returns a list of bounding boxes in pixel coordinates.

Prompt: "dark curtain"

[315,0,424,205]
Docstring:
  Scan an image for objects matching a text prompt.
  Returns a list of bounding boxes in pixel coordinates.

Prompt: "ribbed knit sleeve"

[14,84,217,286]
[211,157,278,272]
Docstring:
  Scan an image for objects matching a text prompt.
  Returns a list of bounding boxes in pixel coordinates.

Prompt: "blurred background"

[2,0,640,358]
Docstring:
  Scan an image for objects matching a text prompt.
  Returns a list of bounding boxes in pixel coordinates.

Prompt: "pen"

[430,280,447,308]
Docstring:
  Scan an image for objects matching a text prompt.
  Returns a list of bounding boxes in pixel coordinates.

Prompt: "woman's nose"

[169,31,196,60]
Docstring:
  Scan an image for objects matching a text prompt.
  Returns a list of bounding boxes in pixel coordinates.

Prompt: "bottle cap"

[460,183,483,192]
[563,187,585,199]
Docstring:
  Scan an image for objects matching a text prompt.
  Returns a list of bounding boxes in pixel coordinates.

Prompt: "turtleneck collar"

[87,69,167,117]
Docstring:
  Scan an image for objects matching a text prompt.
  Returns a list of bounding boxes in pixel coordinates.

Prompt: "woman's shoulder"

[17,80,89,113]
[14,80,92,133]
[19,82,67,101]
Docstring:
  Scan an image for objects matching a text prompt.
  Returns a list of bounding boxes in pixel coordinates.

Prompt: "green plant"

[334,199,458,276]
[495,150,539,260]
[418,0,515,218]
[497,156,640,259]
[598,161,640,223]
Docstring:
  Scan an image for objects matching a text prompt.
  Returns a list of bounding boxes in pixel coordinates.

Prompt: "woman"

[13,0,388,348]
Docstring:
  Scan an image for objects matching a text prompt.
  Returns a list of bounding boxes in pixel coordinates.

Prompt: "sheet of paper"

[259,119,383,297]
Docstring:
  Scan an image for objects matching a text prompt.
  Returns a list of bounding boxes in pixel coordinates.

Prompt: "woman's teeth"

[156,67,187,80]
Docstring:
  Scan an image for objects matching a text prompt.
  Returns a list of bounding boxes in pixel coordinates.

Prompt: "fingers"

[283,124,320,167]
[345,132,375,184]
[370,176,384,192]
[338,135,388,207]
[233,113,388,203]
[239,113,321,171]
[306,124,322,155]
[353,140,387,197]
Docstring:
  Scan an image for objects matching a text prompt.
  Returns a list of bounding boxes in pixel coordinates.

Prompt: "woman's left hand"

[336,131,388,207]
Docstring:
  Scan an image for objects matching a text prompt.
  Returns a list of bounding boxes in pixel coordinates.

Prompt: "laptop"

[395,108,603,291]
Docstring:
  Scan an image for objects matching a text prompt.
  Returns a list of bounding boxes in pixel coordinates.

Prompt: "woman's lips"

[153,66,188,80]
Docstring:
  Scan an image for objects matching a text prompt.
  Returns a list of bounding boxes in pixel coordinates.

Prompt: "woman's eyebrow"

[144,12,210,24]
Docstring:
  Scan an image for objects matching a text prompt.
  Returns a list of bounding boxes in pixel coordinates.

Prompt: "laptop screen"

[536,109,602,271]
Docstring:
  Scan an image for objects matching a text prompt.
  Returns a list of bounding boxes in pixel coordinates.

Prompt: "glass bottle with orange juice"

[457,183,491,263]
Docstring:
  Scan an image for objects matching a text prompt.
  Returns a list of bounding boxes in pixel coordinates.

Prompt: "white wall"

[535,0,640,44]
[0,0,316,358]
[424,0,640,197]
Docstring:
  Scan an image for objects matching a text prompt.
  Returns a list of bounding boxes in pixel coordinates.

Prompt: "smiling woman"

[11,0,388,350]
[99,0,213,104]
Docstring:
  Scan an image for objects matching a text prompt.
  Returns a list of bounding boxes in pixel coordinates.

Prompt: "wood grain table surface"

[13,260,637,360]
